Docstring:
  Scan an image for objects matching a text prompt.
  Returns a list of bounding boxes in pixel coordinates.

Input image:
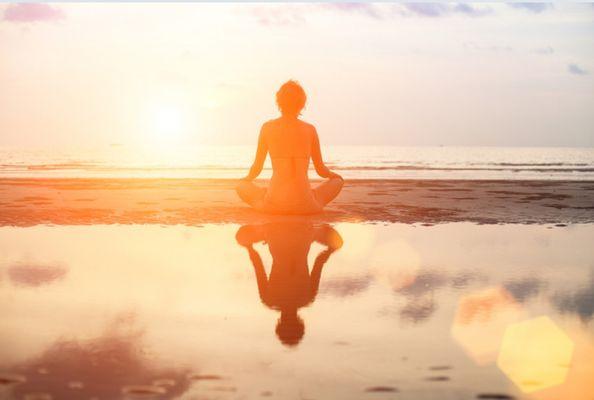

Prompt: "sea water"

[1,145,593,180]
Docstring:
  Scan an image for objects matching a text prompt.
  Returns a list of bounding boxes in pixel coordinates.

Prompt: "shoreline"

[1,178,594,226]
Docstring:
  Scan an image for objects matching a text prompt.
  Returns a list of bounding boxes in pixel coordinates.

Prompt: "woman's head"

[276,80,306,117]
[276,311,305,347]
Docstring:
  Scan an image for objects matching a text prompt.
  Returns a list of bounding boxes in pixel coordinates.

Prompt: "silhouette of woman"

[236,80,343,214]
[235,222,343,347]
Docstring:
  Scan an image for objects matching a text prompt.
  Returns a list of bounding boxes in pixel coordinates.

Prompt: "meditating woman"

[236,80,343,214]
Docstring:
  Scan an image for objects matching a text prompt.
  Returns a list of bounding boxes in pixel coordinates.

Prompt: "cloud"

[553,272,594,321]
[10,315,192,400]
[504,278,544,303]
[397,271,448,296]
[402,3,449,17]
[249,5,306,27]
[8,264,67,287]
[508,3,552,13]
[3,3,64,23]
[400,3,492,17]
[568,63,589,76]
[248,2,492,26]
[251,3,382,26]
[324,3,382,19]
[399,297,437,324]
[323,275,372,297]
[532,46,554,55]
[451,3,493,17]
[463,42,513,52]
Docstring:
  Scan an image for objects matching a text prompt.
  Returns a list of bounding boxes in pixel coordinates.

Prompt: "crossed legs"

[236,180,266,209]
[235,177,344,212]
[312,176,344,207]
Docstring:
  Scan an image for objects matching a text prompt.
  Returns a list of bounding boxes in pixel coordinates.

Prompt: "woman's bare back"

[263,118,321,212]
[236,80,343,215]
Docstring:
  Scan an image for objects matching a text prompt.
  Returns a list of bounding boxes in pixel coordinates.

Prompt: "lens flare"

[497,316,574,393]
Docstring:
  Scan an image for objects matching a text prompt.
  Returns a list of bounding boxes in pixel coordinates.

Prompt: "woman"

[235,222,343,346]
[236,80,343,214]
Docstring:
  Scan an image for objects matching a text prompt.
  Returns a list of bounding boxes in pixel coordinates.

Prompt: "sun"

[140,87,200,148]
[153,105,184,136]
[144,100,191,147]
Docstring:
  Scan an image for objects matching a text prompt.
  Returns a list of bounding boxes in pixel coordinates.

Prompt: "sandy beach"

[2,2,594,399]
[1,178,593,226]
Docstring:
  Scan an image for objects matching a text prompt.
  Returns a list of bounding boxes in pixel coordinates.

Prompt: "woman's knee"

[236,180,265,206]
[331,176,344,191]
[314,176,343,206]
[235,180,252,201]
[235,180,248,194]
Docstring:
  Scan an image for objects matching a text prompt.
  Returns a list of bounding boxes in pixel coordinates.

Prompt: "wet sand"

[1,178,593,226]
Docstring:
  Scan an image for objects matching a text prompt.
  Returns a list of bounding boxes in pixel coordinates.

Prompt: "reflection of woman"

[236,80,343,214]
[236,222,343,346]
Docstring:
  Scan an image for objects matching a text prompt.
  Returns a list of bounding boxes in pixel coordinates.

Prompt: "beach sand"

[1,178,593,226]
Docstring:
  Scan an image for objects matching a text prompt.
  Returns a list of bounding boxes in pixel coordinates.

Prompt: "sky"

[1,2,593,149]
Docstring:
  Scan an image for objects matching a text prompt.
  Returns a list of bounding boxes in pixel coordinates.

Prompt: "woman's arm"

[309,226,342,303]
[309,248,335,303]
[236,225,270,306]
[311,128,342,179]
[242,124,268,181]
[247,246,270,307]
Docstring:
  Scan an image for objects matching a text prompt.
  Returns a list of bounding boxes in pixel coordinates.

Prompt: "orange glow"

[451,287,523,365]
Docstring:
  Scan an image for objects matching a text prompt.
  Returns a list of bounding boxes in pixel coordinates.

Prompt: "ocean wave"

[0,164,244,171]
[1,163,593,173]
[330,165,594,172]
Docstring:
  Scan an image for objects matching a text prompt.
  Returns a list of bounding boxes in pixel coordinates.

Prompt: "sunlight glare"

[142,87,196,148]
[153,105,183,137]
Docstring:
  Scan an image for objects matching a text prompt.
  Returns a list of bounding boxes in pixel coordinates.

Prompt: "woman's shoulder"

[297,118,316,131]
[263,117,317,133]
[261,119,276,130]
[295,119,317,140]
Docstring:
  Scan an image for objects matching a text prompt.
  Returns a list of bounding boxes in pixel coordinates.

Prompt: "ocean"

[1,145,593,180]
